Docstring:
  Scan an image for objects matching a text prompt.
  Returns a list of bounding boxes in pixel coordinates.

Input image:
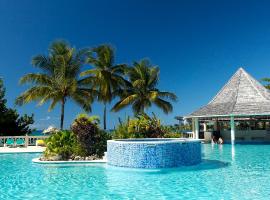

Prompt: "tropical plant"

[75,113,100,125]
[112,59,177,115]
[44,130,83,160]
[128,114,165,138]
[80,45,127,129]
[162,125,183,138]
[16,41,94,129]
[0,78,34,136]
[71,114,111,157]
[112,120,130,139]
[113,113,169,139]
[261,78,270,90]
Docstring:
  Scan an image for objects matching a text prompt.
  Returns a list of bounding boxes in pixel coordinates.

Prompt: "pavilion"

[185,67,270,144]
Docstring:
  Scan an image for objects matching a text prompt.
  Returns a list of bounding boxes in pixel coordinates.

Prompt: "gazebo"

[185,67,270,144]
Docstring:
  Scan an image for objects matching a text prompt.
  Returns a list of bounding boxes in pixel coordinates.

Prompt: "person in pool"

[218,137,224,144]
[212,135,218,144]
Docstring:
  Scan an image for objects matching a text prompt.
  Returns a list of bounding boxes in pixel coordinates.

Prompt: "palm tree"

[112,59,177,114]
[80,44,127,130]
[16,41,94,130]
[262,78,270,90]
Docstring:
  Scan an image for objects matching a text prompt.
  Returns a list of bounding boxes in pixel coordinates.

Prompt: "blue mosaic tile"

[107,139,201,168]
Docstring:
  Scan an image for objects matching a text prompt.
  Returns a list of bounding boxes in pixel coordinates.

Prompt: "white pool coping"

[108,138,203,144]
[0,146,45,153]
[32,157,107,164]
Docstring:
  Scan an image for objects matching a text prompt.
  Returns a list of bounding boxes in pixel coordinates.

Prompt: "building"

[185,68,270,143]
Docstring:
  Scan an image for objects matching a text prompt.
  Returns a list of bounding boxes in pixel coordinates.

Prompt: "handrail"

[183,131,194,138]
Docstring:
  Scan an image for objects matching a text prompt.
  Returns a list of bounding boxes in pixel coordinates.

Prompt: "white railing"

[183,132,194,139]
[0,136,49,147]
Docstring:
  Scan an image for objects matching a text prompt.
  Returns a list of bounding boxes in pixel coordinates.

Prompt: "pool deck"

[0,146,45,153]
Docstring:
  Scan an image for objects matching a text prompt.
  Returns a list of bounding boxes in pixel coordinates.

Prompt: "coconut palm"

[80,44,127,130]
[16,41,94,130]
[262,78,270,90]
[112,59,177,114]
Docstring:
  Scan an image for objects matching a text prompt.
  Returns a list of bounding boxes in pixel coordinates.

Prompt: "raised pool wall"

[107,139,201,168]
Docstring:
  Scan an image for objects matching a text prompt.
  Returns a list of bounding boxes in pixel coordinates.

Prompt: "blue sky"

[1,0,270,129]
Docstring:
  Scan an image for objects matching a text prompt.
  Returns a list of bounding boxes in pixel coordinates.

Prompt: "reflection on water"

[231,144,235,161]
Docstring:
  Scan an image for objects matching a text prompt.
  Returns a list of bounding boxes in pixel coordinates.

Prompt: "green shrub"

[128,114,165,138]
[162,125,183,138]
[71,114,111,157]
[163,132,182,138]
[112,113,180,139]
[44,130,83,160]
[112,120,142,139]
[112,122,128,139]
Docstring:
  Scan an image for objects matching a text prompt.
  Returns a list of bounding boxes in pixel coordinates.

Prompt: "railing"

[0,136,49,147]
[183,132,194,139]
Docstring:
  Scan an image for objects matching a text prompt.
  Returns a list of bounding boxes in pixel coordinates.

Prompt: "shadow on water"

[35,163,107,169]
[104,159,230,174]
[35,160,230,173]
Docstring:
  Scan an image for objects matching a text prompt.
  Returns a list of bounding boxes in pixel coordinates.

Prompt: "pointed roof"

[188,68,270,117]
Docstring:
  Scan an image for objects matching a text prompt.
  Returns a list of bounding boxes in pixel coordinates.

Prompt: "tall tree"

[16,41,94,130]
[0,78,34,136]
[112,59,177,114]
[80,45,126,129]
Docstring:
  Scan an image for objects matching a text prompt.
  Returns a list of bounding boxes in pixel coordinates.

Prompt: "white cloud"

[40,116,51,121]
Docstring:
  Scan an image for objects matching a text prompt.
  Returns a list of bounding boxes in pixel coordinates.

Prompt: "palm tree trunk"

[60,98,65,130]
[103,104,107,130]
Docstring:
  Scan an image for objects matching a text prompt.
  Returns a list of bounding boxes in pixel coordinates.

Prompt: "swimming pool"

[1,144,270,199]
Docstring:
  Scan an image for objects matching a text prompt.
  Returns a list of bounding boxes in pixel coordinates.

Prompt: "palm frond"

[15,86,53,106]
[19,73,52,86]
[71,91,92,112]
[153,98,173,114]
[49,98,60,111]
[111,94,138,112]
[80,69,100,77]
[157,91,178,101]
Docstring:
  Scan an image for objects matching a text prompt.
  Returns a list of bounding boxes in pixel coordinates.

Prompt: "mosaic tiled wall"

[107,140,201,168]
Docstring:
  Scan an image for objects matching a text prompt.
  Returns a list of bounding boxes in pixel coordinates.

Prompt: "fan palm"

[80,45,127,130]
[16,41,94,130]
[112,59,177,114]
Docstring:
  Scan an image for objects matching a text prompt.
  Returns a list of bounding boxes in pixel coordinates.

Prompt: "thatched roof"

[187,68,270,118]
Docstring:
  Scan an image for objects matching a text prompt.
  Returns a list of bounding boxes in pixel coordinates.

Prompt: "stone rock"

[49,155,63,161]
[39,157,45,161]
[74,156,81,160]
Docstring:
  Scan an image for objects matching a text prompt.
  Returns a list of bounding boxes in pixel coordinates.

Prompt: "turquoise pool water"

[1,144,270,199]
